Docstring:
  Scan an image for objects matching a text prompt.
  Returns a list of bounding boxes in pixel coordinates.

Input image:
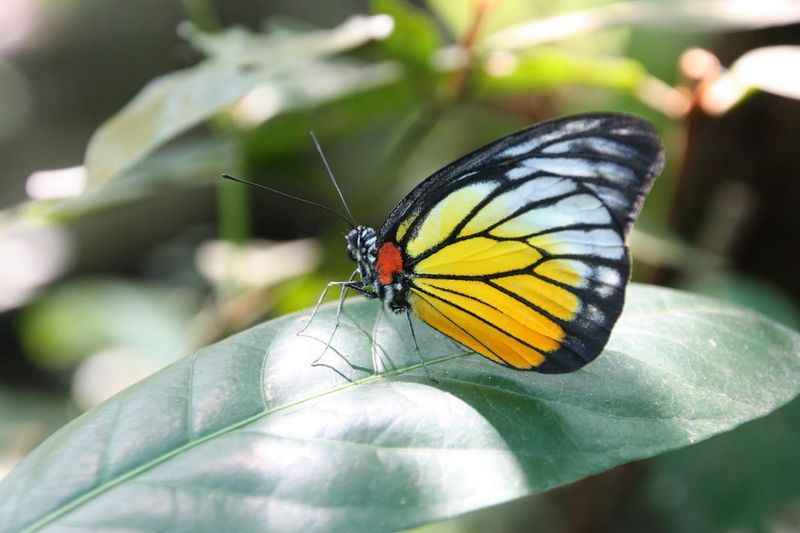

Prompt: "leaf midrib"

[20,349,471,532]
[19,297,783,531]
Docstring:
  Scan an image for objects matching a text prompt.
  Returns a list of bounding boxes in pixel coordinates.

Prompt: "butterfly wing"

[379,113,664,372]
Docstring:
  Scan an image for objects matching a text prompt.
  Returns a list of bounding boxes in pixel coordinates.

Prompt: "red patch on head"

[376,242,404,285]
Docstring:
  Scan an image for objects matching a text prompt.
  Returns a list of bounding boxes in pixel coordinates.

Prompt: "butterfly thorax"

[345,225,410,313]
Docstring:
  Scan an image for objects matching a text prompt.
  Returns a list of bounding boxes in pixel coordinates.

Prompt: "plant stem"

[217,178,251,243]
[448,0,496,101]
[182,0,250,243]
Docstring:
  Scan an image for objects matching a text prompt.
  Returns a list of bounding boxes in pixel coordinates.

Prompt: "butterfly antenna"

[309,131,357,227]
[220,174,355,228]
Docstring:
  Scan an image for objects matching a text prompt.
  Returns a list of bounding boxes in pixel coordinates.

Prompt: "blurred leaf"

[271,274,335,316]
[682,273,800,330]
[701,46,800,115]
[84,16,398,187]
[372,0,442,70]
[408,492,562,533]
[424,0,475,38]
[0,389,72,482]
[0,222,73,313]
[19,278,200,370]
[241,76,419,164]
[644,276,800,532]
[628,227,725,273]
[27,139,236,223]
[3,285,800,532]
[480,47,646,94]
[487,0,800,52]
[426,0,554,41]
[643,395,800,533]
[644,271,800,530]
[196,238,321,290]
[733,46,800,100]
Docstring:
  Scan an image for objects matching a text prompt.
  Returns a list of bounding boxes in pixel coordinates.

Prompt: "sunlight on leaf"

[2,284,799,532]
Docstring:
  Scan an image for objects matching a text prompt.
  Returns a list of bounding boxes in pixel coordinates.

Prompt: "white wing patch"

[498,117,606,158]
[520,158,636,185]
[489,194,612,239]
[460,177,575,237]
[542,136,640,159]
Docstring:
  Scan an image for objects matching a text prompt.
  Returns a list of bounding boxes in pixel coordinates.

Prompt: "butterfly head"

[345,225,378,282]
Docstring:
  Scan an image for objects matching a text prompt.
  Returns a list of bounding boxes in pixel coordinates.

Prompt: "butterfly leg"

[297,270,359,336]
[405,310,438,384]
[311,278,355,367]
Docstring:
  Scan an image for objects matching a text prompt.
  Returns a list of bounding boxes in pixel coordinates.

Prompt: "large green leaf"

[642,394,800,532]
[2,284,799,532]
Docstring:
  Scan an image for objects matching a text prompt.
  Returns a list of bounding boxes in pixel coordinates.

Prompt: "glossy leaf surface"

[2,284,799,532]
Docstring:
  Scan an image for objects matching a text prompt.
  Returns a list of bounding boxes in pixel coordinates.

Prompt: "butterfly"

[226,112,664,373]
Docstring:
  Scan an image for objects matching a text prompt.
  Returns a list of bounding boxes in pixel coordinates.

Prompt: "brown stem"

[448,0,499,101]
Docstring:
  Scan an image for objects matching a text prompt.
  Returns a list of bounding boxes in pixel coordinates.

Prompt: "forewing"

[380,113,664,244]
[384,113,664,372]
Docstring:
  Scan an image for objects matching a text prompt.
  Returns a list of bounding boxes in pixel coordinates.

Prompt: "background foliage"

[1,0,800,531]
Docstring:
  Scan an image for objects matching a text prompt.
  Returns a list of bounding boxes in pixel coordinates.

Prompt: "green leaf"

[25,139,236,223]
[3,284,800,532]
[0,389,73,482]
[479,47,647,94]
[486,1,800,52]
[642,395,800,532]
[19,278,200,370]
[83,16,398,187]
[425,0,552,41]
[423,0,473,39]
[681,273,800,330]
[372,0,442,70]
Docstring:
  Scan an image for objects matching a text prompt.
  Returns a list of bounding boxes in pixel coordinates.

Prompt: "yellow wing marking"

[410,292,545,369]
[492,274,580,320]
[415,279,564,352]
[414,238,539,277]
[405,182,498,257]
[395,213,417,242]
[535,260,586,287]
